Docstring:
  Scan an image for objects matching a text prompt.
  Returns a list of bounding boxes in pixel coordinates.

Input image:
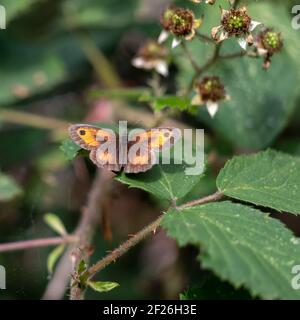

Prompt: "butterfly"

[69,124,181,173]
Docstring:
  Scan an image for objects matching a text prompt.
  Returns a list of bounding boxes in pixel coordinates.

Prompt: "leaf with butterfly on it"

[116,161,205,202]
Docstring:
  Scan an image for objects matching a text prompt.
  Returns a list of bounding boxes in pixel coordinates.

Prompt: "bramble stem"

[195,31,215,44]
[176,191,223,209]
[181,41,201,73]
[85,191,224,281]
[86,216,163,279]
[0,236,77,253]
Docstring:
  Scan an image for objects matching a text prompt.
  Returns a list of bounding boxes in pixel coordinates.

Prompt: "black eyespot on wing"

[79,130,86,136]
[164,132,170,138]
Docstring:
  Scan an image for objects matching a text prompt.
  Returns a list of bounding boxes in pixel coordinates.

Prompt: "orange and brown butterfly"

[68,124,181,173]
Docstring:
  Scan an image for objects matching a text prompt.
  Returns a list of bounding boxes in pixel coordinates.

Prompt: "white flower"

[158,7,202,49]
[191,77,229,118]
[132,41,169,77]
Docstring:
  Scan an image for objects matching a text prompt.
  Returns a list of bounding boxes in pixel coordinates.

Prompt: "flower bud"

[259,29,283,54]
[197,77,226,102]
[221,7,251,36]
[161,7,195,37]
[160,7,175,31]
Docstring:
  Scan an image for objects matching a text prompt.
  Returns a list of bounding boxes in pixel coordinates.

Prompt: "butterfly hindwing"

[124,127,181,173]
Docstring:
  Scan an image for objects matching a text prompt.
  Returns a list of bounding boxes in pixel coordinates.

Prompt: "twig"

[0,109,68,131]
[187,43,222,93]
[181,41,201,73]
[219,51,259,60]
[76,31,122,88]
[42,169,114,300]
[0,236,77,253]
[176,191,223,210]
[86,215,163,280]
[200,43,222,73]
[84,191,224,281]
[195,31,215,44]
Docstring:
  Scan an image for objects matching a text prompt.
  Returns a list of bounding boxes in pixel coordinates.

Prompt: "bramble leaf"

[87,281,119,293]
[47,245,65,275]
[44,213,67,236]
[163,201,300,299]
[0,172,22,202]
[177,1,300,149]
[77,259,88,275]
[60,140,82,161]
[217,150,300,215]
[146,95,191,112]
[116,162,205,202]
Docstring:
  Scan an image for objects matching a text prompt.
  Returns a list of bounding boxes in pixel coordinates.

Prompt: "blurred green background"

[0,0,300,299]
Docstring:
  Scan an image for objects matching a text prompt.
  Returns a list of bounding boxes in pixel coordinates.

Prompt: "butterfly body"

[69,124,181,174]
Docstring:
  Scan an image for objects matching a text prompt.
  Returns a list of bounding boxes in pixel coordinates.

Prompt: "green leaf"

[0,172,22,202]
[116,162,205,201]
[1,0,39,23]
[89,87,150,101]
[217,149,300,215]
[147,96,191,112]
[0,51,66,105]
[60,140,81,161]
[87,281,119,293]
[77,259,87,275]
[162,201,300,299]
[44,213,67,236]
[47,245,65,275]
[63,0,138,29]
[177,1,300,149]
[179,277,251,300]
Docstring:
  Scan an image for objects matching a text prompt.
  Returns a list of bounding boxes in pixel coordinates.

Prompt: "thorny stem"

[0,236,77,253]
[181,41,201,73]
[219,51,259,60]
[85,191,223,281]
[86,216,164,280]
[42,169,114,300]
[195,31,215,44]
[176,191,223,209]
[69,169,114,300]
[187,43,222,93]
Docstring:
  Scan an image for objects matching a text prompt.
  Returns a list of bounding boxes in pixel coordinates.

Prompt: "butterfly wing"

[124,127,181,173]
[68,124,121,171]
[124,148,156,173]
